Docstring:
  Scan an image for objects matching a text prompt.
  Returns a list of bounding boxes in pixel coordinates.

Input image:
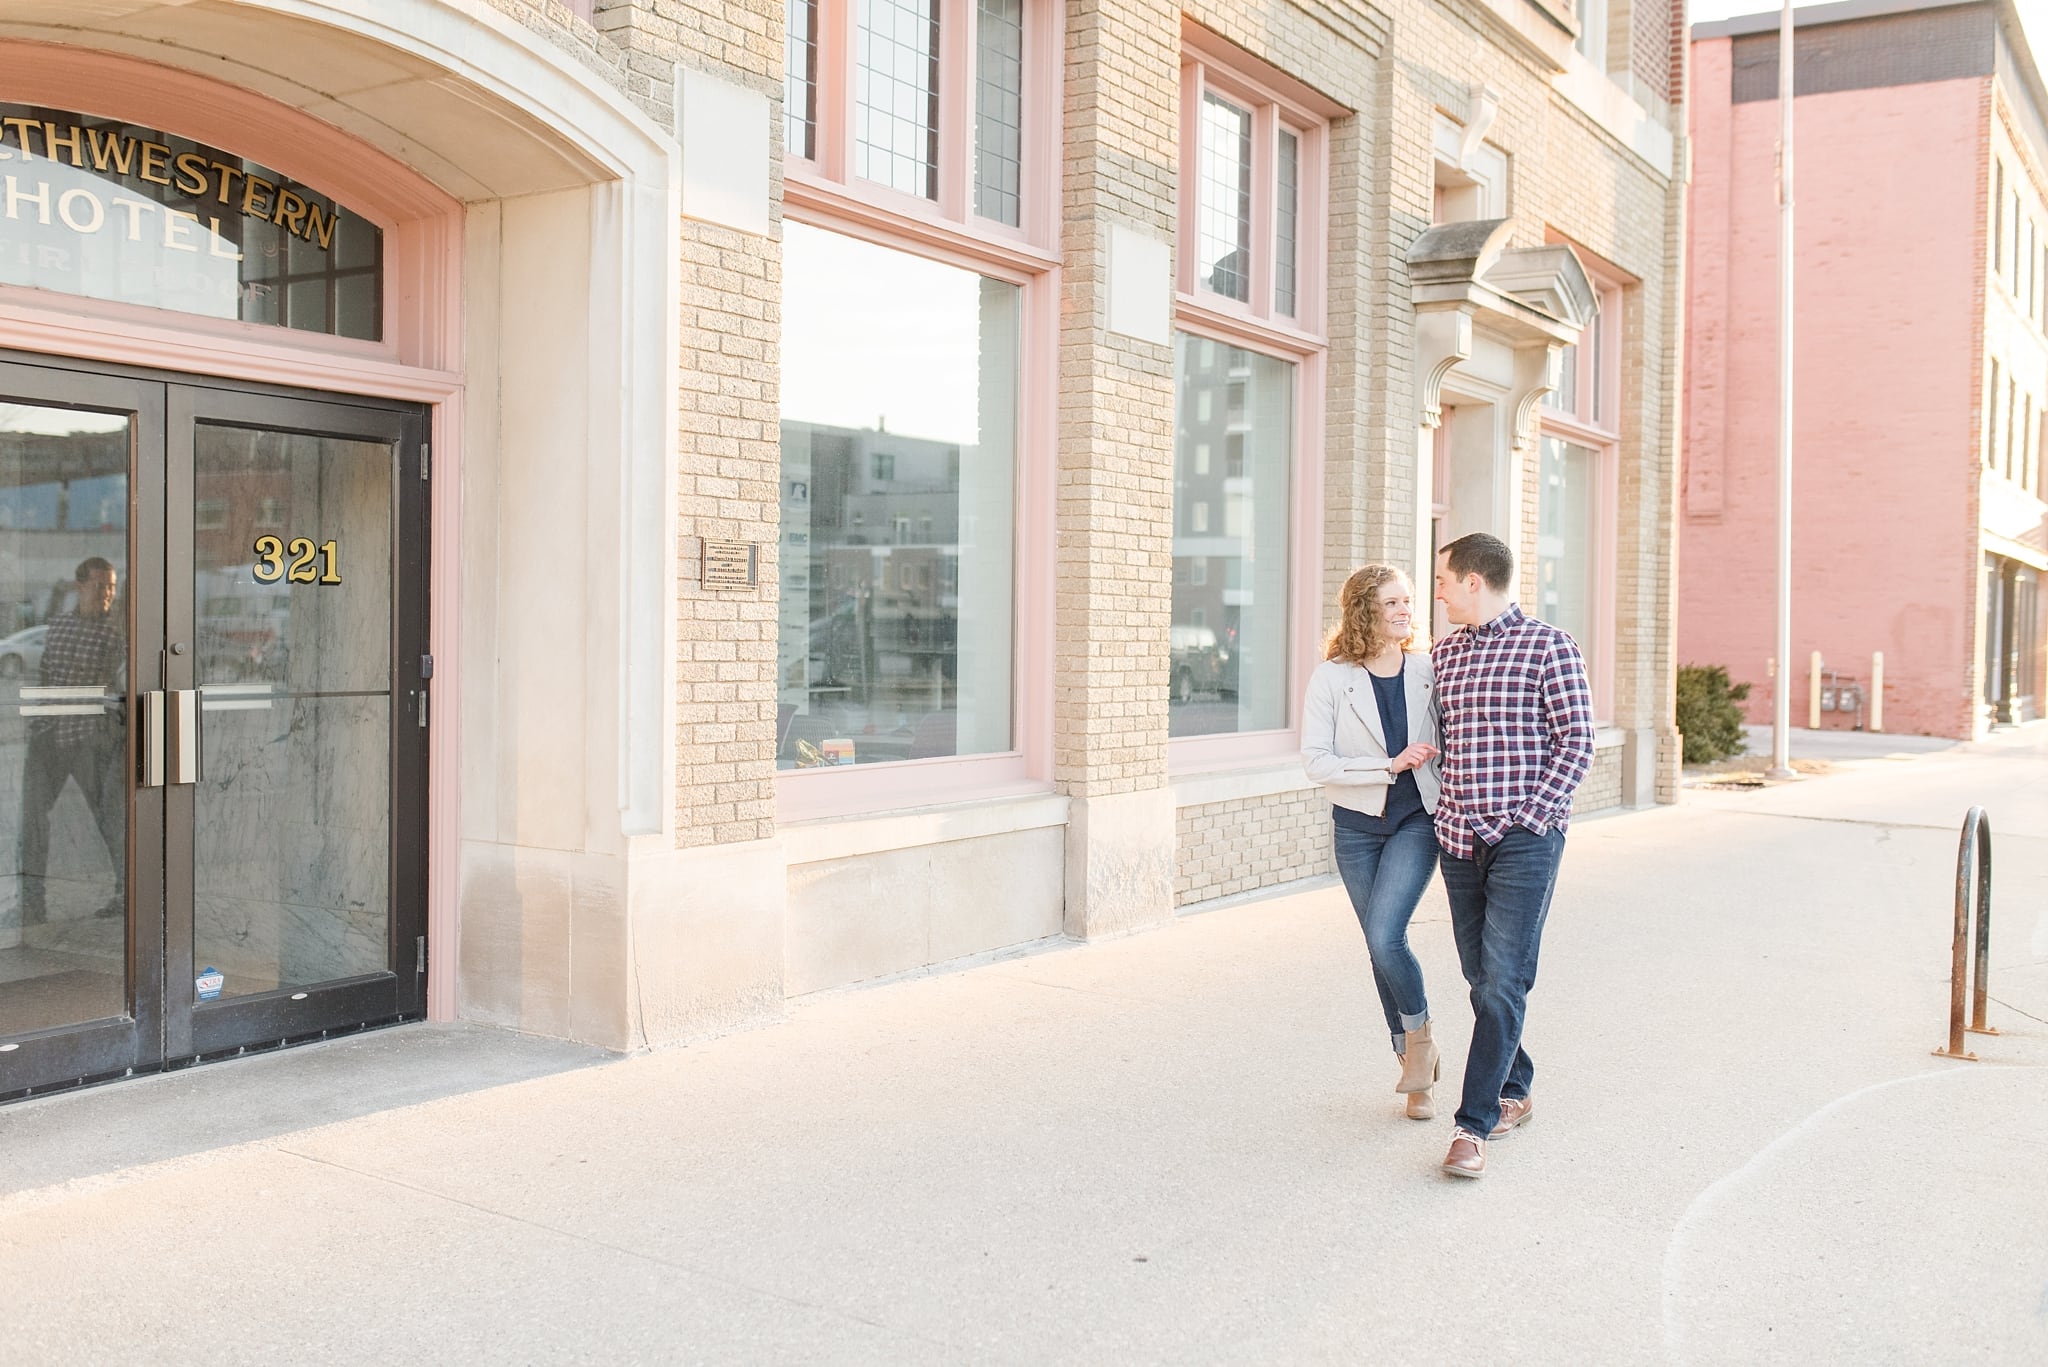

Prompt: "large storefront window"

[1170,334,1292,737]
[778,222,1019,768]
[0,104,382,340]
[1536,264,1622,720]
[1537,435,1601,677]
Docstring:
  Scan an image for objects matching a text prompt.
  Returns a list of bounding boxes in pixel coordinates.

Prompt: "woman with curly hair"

[1301,563,1444,1119]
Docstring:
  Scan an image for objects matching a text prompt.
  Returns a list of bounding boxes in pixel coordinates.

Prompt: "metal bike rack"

[1933,806,1999,1061]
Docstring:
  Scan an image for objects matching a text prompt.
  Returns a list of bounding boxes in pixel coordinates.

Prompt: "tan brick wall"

[1573,744,1625,814]
[480,0,656,121]
[1630,0,1677,106]
[645,0,785,847]
[1175,791,1332,906]
[601,0,1683,870]
[1053,0,1182,797]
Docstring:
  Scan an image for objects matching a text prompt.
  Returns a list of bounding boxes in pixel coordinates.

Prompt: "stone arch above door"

[0,2,685,1036]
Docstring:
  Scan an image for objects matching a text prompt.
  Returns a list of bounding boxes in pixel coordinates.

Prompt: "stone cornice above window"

[1407,217,1598,346]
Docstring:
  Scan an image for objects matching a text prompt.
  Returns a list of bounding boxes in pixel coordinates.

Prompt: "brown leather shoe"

[1490,1094,1533,1139]
[1441,1127,1486,1178]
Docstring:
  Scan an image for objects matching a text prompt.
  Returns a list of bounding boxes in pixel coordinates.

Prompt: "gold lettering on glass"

[252,535,342,586]
[0,105,382,339]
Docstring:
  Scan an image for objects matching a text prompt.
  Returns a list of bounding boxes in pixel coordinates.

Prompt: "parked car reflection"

[0,623,46,680]
[1169,623,1236,704]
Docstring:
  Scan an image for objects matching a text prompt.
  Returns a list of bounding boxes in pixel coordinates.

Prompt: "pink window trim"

[787,0,1063,255]
[1176,22,1344,340]
[1167,29,1337,777]
[1536,241,1628,725]
[0,41,466,1023]
[783,175,1057,277]
[1165,318,1327,777]
[772,201,1058,825]
[1532,420,1620,725]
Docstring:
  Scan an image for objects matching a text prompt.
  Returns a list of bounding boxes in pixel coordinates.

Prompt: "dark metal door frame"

[167,385,429,1059]
[0,360,162,1096]
[0,352,428,1100]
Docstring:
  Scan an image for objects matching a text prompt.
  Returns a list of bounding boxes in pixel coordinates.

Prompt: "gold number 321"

[252,536,341,586]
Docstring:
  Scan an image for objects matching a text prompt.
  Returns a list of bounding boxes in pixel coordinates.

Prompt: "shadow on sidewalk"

[0,1021,612,1199]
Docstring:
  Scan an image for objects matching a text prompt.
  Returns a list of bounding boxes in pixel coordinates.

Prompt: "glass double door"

[0,357,428,1099]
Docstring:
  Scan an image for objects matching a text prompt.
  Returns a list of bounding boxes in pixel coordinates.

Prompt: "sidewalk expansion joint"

[1991,995,2048,1027]
[982,971,1166,1005]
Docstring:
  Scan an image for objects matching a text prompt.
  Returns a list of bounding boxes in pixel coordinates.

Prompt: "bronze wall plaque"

[701,539,758,589]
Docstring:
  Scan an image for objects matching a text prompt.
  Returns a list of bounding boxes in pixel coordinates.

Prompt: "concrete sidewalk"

[3,732,2046,1365]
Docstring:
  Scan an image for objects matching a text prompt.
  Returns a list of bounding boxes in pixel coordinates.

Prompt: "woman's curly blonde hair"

[1324,563,1420,665]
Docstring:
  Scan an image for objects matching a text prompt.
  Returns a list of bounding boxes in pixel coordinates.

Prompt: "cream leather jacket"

[1299,655,1443,818]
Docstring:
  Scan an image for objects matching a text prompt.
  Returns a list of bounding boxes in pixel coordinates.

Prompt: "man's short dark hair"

[75,557,115,583]
[1439,533,1514,592]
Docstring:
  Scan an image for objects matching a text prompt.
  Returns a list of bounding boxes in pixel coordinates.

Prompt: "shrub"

[1677,664,1752,764]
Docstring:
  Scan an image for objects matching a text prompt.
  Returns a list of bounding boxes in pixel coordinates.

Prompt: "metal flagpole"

[1768,0,1797,780]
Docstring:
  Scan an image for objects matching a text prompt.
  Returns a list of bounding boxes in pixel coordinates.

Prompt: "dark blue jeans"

[1332,808,1440,1054]
[1439,825,1567,1139]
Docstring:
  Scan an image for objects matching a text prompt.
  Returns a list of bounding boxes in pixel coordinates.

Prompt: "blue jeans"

[1332,809,1440,1054]
[1439,825,1567,1140]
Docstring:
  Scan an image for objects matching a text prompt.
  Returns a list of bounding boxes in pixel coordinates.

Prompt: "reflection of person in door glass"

[18,557,125,926]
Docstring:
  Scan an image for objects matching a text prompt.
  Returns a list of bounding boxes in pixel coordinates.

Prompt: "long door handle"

[167,688,201,785]
[139,690,166,788]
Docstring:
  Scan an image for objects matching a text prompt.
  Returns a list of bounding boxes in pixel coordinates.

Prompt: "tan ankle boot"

[1395,1021,1439,1094]
[1405,1083,1435,1120]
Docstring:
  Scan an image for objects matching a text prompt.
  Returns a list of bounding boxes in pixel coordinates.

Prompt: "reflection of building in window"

[190,432,296,571]
[780,419,976,765]
[1171,334,1293,735]
[0,417,130,630]
[776,221,1020,771]
[1538,436,1599,669]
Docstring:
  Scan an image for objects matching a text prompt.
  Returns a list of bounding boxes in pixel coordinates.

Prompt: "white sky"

[1689,0,2048,56]
[0,405,127,436]
[780,220,990,444]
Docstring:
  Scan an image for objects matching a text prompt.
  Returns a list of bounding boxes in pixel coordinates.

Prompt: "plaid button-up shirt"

[37,610,124,748]
[1430,603,1595,861]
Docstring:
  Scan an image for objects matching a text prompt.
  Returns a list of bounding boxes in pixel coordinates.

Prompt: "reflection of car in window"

[1169,623,1234,704]
[196,567,291,682]
[0,623,48,680]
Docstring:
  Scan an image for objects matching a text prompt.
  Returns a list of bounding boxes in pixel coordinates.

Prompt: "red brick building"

[1683,0,2048,737]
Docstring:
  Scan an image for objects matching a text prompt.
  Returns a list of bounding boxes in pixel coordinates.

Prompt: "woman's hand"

[1389,742,1438,774]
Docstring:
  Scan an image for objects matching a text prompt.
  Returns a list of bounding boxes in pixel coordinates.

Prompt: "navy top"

[1333,658,1427,833]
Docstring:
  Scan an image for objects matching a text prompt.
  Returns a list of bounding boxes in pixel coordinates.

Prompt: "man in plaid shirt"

[1430,533,1594,1178]
[18,556,125,926]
